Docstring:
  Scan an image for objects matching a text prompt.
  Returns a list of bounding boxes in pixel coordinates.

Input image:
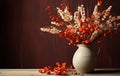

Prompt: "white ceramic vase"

[72,44,96,73]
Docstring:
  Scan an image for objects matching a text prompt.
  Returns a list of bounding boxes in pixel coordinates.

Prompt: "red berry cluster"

[64,22,99,45]
[38,62,74,75]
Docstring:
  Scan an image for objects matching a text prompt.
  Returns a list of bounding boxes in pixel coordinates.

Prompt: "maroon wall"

[0,0,120,68]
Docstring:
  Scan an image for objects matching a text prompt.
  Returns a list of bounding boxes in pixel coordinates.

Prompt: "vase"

[72,44,96,73]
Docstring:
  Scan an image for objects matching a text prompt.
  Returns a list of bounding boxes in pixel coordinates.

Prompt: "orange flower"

[58,32,65,38]
[97,0,102,6]
[60,3,64,6]
[86,17,90,22]
[84,40,91,44]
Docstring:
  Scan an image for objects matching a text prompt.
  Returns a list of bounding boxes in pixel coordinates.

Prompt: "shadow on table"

[89,69,120,74]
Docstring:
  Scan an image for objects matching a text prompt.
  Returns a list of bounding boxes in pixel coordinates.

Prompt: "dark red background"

[0,0,120,68]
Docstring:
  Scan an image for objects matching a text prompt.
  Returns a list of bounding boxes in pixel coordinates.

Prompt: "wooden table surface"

[0,68,120,76]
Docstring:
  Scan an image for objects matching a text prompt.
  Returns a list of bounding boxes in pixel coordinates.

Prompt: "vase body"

[72,44,96,73]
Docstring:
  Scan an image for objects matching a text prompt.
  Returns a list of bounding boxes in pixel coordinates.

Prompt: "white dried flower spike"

[40,27,61,34]
[51,21,59,26]
[57,7,73,22]
[74,6,82,27]
[80,4,86,22]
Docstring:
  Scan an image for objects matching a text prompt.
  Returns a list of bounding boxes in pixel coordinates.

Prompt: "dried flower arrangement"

[40,0,120,45]
[39,0,120,75]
